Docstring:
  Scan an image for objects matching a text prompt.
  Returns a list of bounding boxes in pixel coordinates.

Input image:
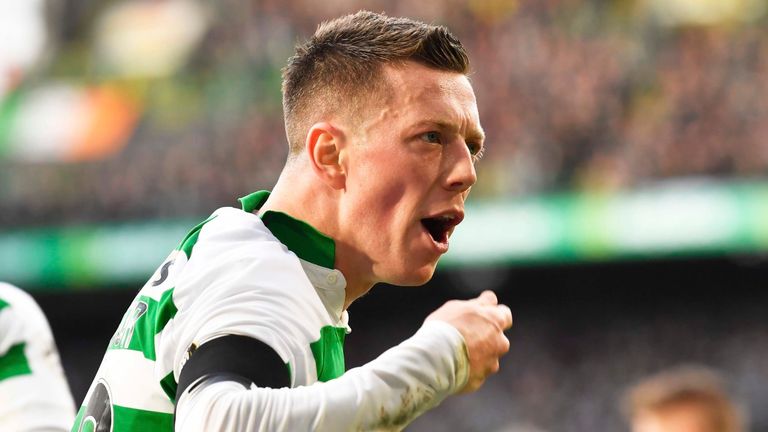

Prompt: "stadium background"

[1,0,767,430]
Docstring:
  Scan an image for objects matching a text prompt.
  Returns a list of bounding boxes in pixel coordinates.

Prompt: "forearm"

[175,320,468,431]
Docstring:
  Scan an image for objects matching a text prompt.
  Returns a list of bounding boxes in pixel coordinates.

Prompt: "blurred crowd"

[1,0,767,227]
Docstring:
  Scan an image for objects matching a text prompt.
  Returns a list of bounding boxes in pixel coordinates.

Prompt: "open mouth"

[420,215,459,245]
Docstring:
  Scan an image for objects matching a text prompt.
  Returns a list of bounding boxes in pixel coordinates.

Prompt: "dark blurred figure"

[624,366,745,432]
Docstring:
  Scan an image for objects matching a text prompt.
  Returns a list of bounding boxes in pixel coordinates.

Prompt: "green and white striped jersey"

[74,190,469,432]
[72,191,350,431]
[0,282,75,431]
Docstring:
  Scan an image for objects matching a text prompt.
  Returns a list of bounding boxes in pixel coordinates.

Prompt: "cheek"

[352,153,409,216]
[376,181,408,216]
[352,183,407,244]
[348,147,437,235]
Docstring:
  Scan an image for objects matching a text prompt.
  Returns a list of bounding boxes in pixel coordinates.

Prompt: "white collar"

[299,258,350,332]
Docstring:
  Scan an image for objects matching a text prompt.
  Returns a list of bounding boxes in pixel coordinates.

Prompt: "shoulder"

[0,282,40,312]
[0,282,49,328]
[0,282,54,351]
[168,207,296,294]
[189,207,297,274]
[171,208,330,333]
[198,208,282,249]
[174,207,318,309]
[160,210,333,383]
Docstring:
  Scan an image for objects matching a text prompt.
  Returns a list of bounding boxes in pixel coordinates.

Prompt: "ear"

[304,122,347,190]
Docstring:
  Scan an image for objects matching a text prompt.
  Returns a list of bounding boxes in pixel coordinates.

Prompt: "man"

[624,366,745,432]
[0,282,75,431]
[74,11,512,431]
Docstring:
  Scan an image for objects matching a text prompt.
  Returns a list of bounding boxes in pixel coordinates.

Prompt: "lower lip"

[422,225,449,254]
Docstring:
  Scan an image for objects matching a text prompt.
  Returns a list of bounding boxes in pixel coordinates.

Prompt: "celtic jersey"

[0,282,75,431]
[73,191,469,431]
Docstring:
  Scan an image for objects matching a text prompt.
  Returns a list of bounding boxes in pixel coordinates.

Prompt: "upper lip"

[422,208,465,228]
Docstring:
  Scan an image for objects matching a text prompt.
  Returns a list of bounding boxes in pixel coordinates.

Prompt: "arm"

[0,283,75,432]
[176,320,467,432]
[175,291,512,432]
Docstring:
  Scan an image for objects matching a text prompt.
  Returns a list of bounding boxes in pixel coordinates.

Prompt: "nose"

[445,142,477,193]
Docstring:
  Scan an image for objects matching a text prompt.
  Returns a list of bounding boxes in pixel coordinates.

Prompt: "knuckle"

[500,336,510,353]
[498,306,512,322]
[492,310,505,325]
[501,305,513,323]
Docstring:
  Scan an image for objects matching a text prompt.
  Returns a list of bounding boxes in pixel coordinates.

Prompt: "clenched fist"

[426,290,512,393]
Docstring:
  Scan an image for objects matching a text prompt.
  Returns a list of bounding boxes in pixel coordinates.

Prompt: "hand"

[426,290,512,393]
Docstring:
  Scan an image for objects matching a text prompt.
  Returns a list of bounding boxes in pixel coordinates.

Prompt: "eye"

[467,142,485,161]
[420,131,442,144]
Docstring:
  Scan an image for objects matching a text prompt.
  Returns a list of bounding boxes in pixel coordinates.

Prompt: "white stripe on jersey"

[95,349,175,413]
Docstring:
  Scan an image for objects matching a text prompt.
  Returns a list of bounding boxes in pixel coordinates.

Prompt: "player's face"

[339,62,484,286]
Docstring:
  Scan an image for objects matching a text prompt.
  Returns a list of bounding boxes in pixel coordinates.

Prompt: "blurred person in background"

[0,282,75,431]
[624,365,745,432]
[73,11,512,432]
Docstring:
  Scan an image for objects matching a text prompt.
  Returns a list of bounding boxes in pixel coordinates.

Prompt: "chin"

[388,264,437,287]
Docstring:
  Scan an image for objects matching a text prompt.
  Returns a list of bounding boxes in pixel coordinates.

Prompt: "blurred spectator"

[623,365,745,432]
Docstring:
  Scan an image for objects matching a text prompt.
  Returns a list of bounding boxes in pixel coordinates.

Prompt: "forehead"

[372,62,483,135]
[634,404,716,432]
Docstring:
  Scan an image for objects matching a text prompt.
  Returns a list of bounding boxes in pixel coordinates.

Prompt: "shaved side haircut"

[282,11,470,157]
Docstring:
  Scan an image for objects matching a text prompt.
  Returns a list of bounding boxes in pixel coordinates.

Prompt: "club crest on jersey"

[79,380,113,432]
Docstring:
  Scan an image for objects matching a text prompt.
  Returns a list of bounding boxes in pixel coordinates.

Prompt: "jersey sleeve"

[0,283,76,432]
[175,320,469,431]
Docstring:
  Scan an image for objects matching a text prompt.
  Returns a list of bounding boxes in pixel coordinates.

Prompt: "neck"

[259,162,374,309]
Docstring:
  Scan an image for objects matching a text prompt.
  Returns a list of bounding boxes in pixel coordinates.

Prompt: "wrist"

[416,320,470,394]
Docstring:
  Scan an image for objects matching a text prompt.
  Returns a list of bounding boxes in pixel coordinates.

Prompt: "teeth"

[438,215,454,221]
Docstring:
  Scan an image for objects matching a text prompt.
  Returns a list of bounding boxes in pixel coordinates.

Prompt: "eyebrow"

[413,120,486,144]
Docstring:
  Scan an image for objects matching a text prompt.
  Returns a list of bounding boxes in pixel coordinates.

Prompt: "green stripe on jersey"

[0,298,9,311]
[71,404,173,432]
[239,190,337,269]
[310,326,346,382]
[262,211,335,269]
[0,343,32,380]
[109,288,177,361]
[71,405,85,432]
[160,371,177,403]
[178,215,217,257]
[113,405,173,431]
